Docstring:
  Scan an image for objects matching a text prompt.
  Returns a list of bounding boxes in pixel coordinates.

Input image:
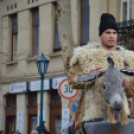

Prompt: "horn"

[73,71,106,83]
[120,69,134,76]
[107,56,114,68]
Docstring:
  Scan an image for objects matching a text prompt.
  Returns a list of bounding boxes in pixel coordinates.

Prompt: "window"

[6,94,16,108]
[53,4,61,52]
[27,0,30,4]
[27,92,37,106]
[81,0,89,46]
[130,0,132,20]
[32,8,39,57]
[123,2,127,21]
[54,115,61,134]
[31,116,37,131]
[11,14,18,61]
[50,90,61,104]
[121,0,132,21]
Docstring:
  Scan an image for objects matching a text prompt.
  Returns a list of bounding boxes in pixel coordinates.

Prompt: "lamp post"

[36,53,49,134]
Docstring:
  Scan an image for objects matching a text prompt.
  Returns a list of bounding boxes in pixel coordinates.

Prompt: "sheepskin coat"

[68,43,134,128]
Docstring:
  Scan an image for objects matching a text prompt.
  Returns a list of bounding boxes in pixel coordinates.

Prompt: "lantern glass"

[36,53,49,75]
[40,61,45,74]
[44,62,49,74]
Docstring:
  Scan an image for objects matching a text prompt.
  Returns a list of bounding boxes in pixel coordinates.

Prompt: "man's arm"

[123,50,134,98]
[68,64,85,89]
[124,79,134,98]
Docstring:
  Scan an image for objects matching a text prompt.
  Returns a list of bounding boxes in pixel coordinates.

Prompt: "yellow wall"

[107,0,121,22]
[132,0,134,19]
[99,0,108,16]
[116,0,121,22]
[89,0,100,42]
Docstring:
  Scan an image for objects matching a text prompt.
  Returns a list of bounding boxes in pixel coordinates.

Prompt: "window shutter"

[81,0,89,45]
[54,21,61,50]
[33,8,39,26]
[12,14,18,33]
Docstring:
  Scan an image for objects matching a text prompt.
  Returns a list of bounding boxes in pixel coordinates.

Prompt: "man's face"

[99,29,118,49]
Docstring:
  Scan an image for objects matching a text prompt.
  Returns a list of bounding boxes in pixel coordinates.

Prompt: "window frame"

[53,3,61,52]
[121,0,132,21]
[11,14,18,61]
[32,8,39,57]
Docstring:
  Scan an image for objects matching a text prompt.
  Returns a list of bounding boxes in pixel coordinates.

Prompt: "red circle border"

[58,78,79,100]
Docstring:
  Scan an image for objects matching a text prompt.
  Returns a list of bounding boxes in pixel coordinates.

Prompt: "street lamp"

[36,53,49,134]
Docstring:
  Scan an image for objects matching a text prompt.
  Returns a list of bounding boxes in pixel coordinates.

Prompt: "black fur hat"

[99,13,119,35]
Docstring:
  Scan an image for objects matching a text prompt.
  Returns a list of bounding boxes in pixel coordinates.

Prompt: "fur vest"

[70,43,134,123]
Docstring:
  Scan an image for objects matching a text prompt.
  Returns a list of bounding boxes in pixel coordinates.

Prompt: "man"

[68,13,134,130]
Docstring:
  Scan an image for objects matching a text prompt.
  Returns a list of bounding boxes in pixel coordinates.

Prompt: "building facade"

[0,0,134,134]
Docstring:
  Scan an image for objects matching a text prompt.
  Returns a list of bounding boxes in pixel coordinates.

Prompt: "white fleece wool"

[70,42,132,121]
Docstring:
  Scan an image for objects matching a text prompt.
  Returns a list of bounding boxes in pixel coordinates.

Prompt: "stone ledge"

[49,52,62,57]
[6,61,18,65]
[0,71,66,84]
[26,56,38,62]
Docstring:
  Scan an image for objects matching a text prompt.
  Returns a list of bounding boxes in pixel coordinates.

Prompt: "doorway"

[50,90,61,134]
[5,94,16,134]
[50,104,61,134]
[28,115,37,133]
[27,92,37,134]
[6,116,16,134]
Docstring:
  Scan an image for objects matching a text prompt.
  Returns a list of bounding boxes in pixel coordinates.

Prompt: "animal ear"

[73,71,106,83]
[120,69,134,76]
[107,56,114,68]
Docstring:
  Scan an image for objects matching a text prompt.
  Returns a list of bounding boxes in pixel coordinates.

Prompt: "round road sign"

[70,97,80,116]
[58,78,79,100]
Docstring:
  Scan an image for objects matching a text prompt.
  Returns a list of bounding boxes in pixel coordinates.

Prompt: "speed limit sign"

[58,78,79,100]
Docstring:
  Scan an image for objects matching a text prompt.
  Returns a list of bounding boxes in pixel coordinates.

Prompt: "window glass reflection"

[54,115,61,134]
[31,116,37,131]
[123,2,127,21]
[9,118,14,134]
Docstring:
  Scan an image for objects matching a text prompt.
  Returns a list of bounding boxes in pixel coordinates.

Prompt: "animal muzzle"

[111,94,124,112]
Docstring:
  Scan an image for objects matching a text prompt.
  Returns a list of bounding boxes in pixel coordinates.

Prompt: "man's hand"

[124,79,130,92]
[90,67,103,73]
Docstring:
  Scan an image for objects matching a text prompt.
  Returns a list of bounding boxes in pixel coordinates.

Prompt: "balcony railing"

[117,19,134,28]
[117,19,134,51]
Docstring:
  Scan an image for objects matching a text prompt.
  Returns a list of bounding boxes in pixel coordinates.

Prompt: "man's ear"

[99,35,101,40]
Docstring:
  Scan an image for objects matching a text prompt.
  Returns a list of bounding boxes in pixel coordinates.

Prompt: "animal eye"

[102,83,106,89]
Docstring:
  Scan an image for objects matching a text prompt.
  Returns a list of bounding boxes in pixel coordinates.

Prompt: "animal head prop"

[74,56,134,125]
